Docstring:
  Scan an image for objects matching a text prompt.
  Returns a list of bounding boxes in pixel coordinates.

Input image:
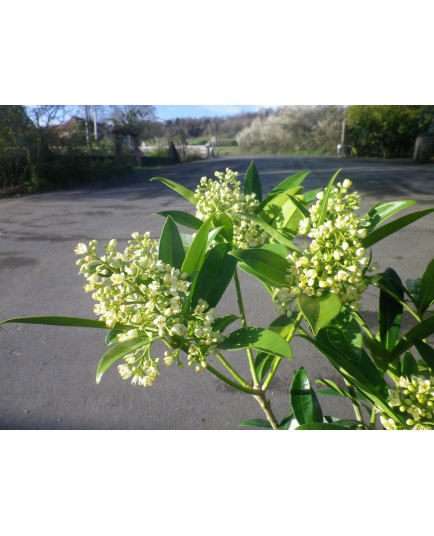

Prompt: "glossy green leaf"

[364,200,417,233]
[243,160,262,201]
[212,314,240,334]
[181,218,212,276]
[391,316,434,358]
[158,216,185,270]
[279,411,295,430]
[212,214,233,242]
[316,379,349,399]
[362,208,434,248]
[401,351,419,377]
[230,247,289,288]
[362,336,392,369]
[373,272,408,307]
[297,293,342,336]
[323,309,363,361]
[304,188,322,205]
[414,340,434,374]
[105,329,123,346]
[150,176,197,205]
[261,193,308,240]
[220,327,292,359]
[295,422,350,430]
[317,169,341,226]
[270,170,310,194]
[191,243,237,308]
[418,258,434,314]
[154,210,202,230]
[180,232,194,253]
[238,212,300,251]
[0,316,120,329]
[239,419,272,429]
[379,268,403,351]
[259,191,302,228]
[96,337,150,384]
[254,315,297,380]
[255,192,279,214]
[290,367,323,425]
[254,353,278,382]
[300,331,396,421]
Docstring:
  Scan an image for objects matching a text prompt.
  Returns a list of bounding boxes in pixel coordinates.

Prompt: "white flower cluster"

[274,179,373,313]
[75,233,222,387]
[194,168,268,249]
[379,375,434,430]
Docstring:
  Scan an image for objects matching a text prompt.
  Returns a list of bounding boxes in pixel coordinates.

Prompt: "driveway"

[1,156,434,429]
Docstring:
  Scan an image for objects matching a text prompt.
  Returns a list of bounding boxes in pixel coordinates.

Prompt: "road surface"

[1,156,434,429]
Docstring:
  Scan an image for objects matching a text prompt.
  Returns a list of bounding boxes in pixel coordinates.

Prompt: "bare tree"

[28,106,71,128]
[107,105,156,164]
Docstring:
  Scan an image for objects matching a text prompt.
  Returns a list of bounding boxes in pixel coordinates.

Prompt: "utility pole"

[93,106,98,141]
[84,105,90,150]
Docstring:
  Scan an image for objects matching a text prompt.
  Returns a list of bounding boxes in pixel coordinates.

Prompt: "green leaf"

[150,177,197,205]
[243,160,262,201]
[105,329,123,345]
[158,216,185,270]
[379,268,403,351]
[239,419,272,429]
[270,170,310,194]
[364,200,417,233]
[317,169,341,226]
[212,214,233,242]
[361,208,434,249]
[154,210,202,230]
[418,258,434,314]
[191,243,237,308]
[414,340,434,374]
[322,309,363,361]
[279,411,295,430]
[363,336,392,369]
[254,353,278,382]
[304,188,322,205]
[300,330,394,421]
[230,247,289,288]
[0,316,121,329]
[259,193,308,239]
[373,272,408,307]
[212,314,240,334]
[297,293,342,336]
[316,379,349,399]
[391,316,434,359]
[220,327,292,359]
[96,337,150,384]
[181,218,212,276]
[401,351,419,377]
[295,423,350,430]
[238,212,300,251]
[290,367,323,425]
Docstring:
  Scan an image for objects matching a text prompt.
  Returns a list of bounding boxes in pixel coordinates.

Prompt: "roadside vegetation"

[1,105,432,195]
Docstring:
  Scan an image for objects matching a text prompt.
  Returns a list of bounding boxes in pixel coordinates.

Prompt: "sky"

[153,105,277,121]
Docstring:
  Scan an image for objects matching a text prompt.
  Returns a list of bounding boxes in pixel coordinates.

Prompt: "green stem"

[233,269,260,388]
[369,407,377,430]
[344,379,365,425]
[262,312,303,391]
[205,363,261,395]
[253,392,280,430]
[216,352,252,390]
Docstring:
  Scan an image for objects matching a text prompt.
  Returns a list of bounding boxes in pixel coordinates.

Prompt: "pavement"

[1,155,434,429]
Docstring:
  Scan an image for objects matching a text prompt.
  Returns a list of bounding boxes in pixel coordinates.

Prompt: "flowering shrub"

[2,161,434,430]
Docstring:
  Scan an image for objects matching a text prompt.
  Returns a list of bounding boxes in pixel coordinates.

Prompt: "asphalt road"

[1,155,434,429]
